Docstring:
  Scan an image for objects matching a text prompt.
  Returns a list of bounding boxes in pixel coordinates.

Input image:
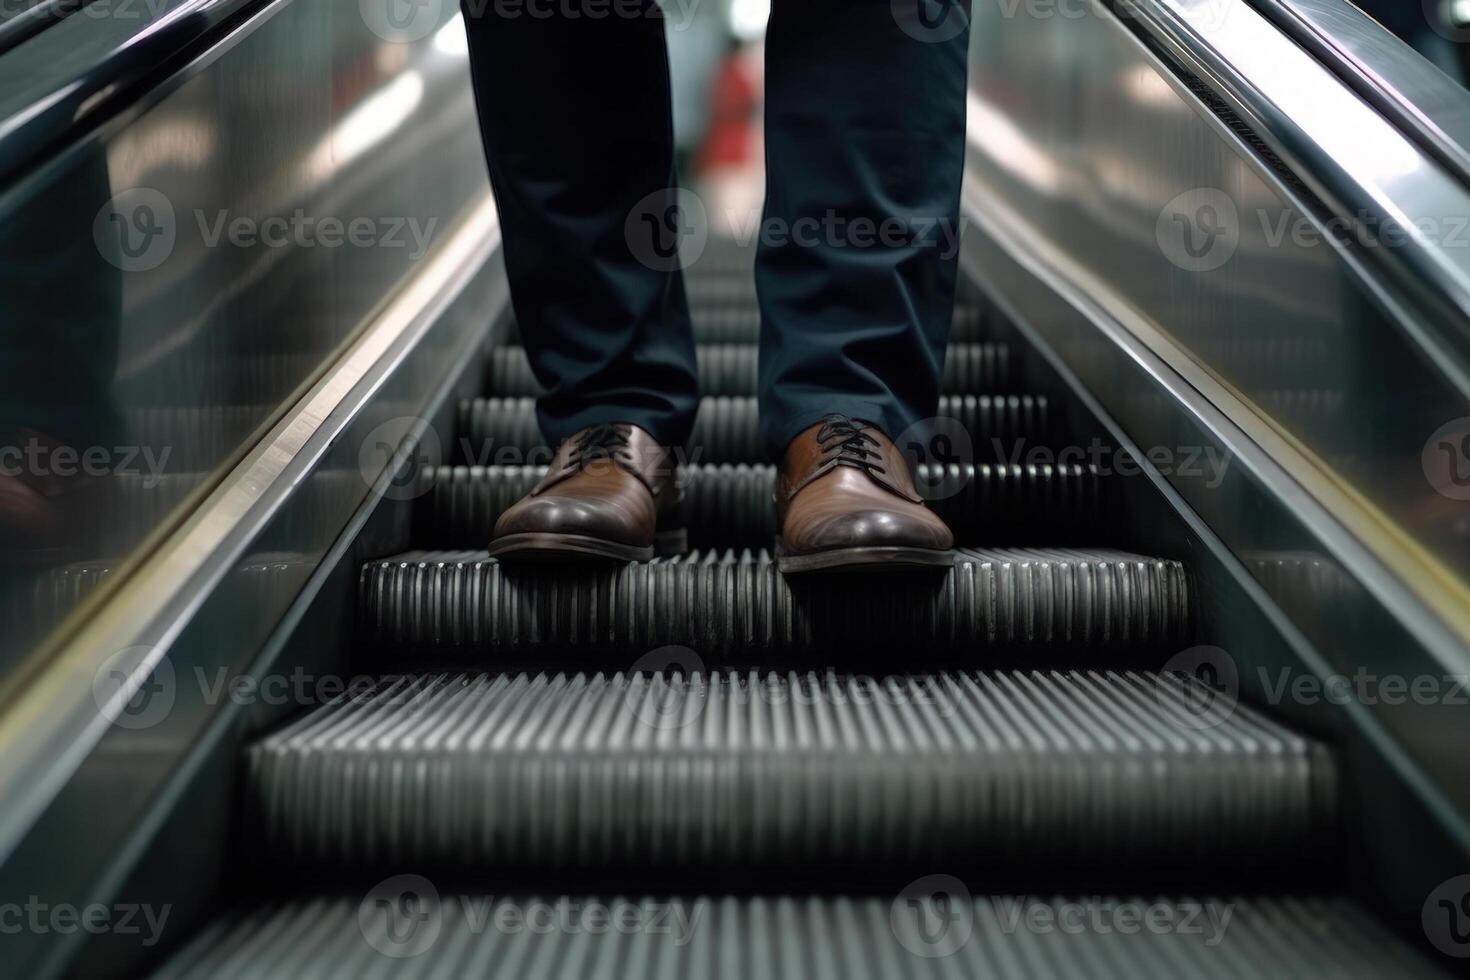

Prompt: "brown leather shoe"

[489,422,685,562]
[775,415,954,574]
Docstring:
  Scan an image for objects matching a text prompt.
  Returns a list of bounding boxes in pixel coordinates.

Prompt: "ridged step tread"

[488,343,1013,397]
[247,670,1333,870]
[685,275,757,304]
[685,304,988,343]
[513,304,991,345]
[154,895,1442,978]
[416,463,1108,548]
[686,237,755,268]
[459,395,1049,465]
[360,549,1190,657]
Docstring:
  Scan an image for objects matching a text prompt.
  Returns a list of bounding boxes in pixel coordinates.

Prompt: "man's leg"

[761,0,970,573]
[462,1,699,450]
[463,3,698,562]
[756,0,971,459]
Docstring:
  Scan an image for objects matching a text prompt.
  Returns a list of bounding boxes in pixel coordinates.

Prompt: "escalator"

[146,237,1440,976]
[1,0,1469,977]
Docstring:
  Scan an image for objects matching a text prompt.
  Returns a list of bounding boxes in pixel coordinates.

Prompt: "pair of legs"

[461,0,972,461]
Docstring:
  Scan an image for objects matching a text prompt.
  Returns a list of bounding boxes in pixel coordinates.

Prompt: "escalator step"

[688,236,755,264]
[459,395,1049,465]
[416,463,1107,548]
[154,895,1441,978]
[687,304,987,343]
[360,549,1190,657]
[685,275,756,305]
[509,305,990,346]
[488,343,1013,397]
[247,670,1333,870]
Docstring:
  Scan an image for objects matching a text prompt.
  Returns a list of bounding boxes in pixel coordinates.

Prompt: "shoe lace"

[568,422,634,468]
[816,415,885,477]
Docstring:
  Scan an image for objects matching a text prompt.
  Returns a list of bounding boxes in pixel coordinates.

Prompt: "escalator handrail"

[1245,0,1470,192]
[1119,0,1470,399]
[0,0,93,58]
[0,0,271,189]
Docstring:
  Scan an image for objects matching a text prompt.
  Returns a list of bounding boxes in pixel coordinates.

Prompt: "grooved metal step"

[360,549,1190,657]
[687,238,755,271]
[459,395,1050,465]
[247,670,1333,870]
[154,895,1441,978]
[686,304,988,343]
[685,275,756,305]
[488,343,1013,397]
[416,463,1107,548]
[510,305,990,346]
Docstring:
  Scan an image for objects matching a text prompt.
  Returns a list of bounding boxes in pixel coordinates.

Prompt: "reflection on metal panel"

[1251,0,1470,183]
[959,0,1470,884]
[965,0,1470,597]
[0,5,486,674]
[0,0,87,57]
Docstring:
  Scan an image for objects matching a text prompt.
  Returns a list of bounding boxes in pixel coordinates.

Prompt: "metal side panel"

[966,0,1470,603]
[0,0,266,179]
[244,669,1335,872]
[151,894,1446,979]
[1244,0,1470,184]
[0,0,484,676]
[959,0,1470,943]
[0,0,88,57]
[0,227,504,979]
[359,549,1191,659]
[0,4,510,976]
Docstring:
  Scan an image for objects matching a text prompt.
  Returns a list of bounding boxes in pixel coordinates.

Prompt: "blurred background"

[669,0,766,227]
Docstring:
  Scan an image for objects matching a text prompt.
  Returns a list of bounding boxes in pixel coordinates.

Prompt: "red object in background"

[696,47,760,176]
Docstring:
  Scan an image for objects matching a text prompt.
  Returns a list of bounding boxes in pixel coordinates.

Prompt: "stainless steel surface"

[8,231,506,979]
[0,0,88,56]
[1130,0,1470,388]
[957,204,1470,909]
[0,2,504,975]
[966,0,1470,629]
[0,0,266,178]
[961,0,1470,922]
[1249,0,1470,184]
[0,3,484,675]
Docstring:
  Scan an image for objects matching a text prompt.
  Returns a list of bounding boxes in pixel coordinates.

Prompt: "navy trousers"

[463,0,971,460]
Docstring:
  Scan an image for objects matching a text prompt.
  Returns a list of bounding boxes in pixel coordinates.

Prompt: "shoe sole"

[774,540,956,575]
[489,529,688,564]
